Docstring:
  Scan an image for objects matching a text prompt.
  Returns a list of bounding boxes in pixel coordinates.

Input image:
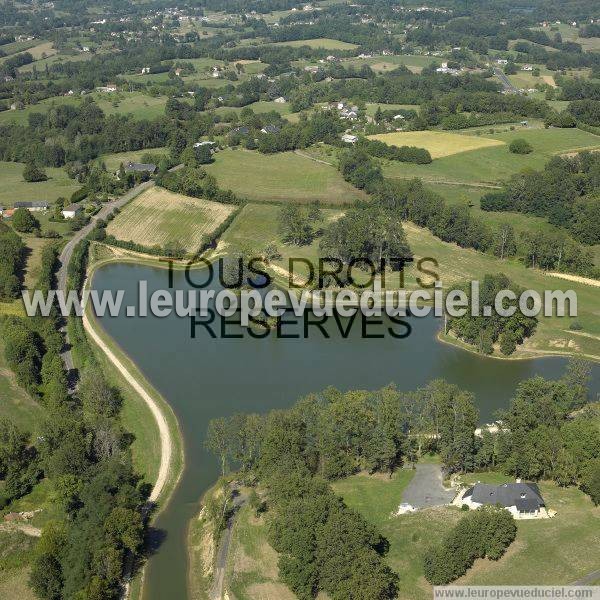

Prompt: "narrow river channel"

[91,262,600,600]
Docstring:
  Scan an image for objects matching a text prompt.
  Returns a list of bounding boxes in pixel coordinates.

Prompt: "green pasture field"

[365,103,420,116]
[0,38,43,59]
[203,148,369,204]
[0,92,186,124]
[221,202,600,359]
[210,100,294,119]
[0,161,80,205]
[369,130,505,159]
[343,54,437,73]
[106,187,236,252]
[270,38,359,50]
[380,127,600,186]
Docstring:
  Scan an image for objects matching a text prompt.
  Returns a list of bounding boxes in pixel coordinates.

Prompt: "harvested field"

[107,187,235,252]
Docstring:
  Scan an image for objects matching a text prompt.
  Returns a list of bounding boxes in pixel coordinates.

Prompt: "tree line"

[0,222,24,300]
[481,151,600,249]
[0,237,150,599]
[333,148,597,278]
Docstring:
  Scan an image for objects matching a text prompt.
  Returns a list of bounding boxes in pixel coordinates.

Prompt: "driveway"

[401,464,455,509]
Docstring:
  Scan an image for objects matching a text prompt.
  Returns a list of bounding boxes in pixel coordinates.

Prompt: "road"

[493,67,519,94]
[56,179,155,377]
[210,489,247,600]
[570,569,600,586]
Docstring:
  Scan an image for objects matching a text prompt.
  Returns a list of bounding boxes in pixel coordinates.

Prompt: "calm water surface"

[91,263,600,600]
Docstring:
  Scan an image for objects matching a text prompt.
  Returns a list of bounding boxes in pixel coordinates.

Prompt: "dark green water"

[91,263,600,600]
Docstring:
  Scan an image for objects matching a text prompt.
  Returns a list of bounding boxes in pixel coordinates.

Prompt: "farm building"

[14,201,49,211]
[124,162,157,174]
[461,482,548,519]
[62,204,83,219]
[341,133,358,144]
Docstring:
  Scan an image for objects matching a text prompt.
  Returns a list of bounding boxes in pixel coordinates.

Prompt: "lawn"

[97,147,169,172]
[332,470,600,599]
[203,148,368,204]
[106,187,236,252]
[0,161,80,205]
[369,131,505,159]
[221,202,600,359]
[270,38,358,50]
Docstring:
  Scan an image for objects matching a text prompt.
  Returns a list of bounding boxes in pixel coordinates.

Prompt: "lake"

[91,262,600,600]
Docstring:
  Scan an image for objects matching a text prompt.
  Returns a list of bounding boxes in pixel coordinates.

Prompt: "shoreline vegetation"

[85,240,600,363]
[81,250,185,600]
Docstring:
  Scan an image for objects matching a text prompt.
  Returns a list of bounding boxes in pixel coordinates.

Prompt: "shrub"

[12,207,39,233]
[423,508,516,584]
[22,162,48,182]
[509,138,533,154]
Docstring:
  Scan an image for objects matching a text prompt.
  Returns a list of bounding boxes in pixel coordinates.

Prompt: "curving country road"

[57,179,156,376]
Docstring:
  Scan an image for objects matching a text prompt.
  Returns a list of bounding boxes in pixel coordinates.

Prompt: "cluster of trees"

[278,201,323,246]
[446,274,538,356]
[157,168,242,205]
[508,138,533,154]
[356,137,432,164]
[0,223,24,299]
[490,364,600,498]
[424,507,517,585]
[0,99,171,168]
[320,200,413,276]
[268,474,398,600]
[12,207,40,233]
[481,152,600,247]
[0,418,40,509]
[568,99,600,126]
[561,78,600,101]
[256,111,344,154]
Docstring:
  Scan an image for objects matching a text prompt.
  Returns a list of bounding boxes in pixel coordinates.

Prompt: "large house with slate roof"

[461,482,548,519]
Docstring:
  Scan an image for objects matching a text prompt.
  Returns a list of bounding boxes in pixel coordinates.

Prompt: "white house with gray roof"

[460,482,548,519]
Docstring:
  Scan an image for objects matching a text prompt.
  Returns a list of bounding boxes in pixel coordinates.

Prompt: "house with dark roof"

[124,162,157,174]
[261,124,280,134]
[230,126,250,136]
[461,482,548,519]
[13,201,49,211]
